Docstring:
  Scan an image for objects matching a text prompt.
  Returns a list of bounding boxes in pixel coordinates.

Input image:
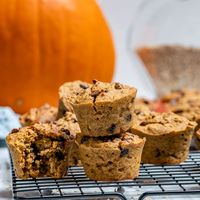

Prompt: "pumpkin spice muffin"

[56,112,82,166]
[19,104,57,126]
[69,80,137,137]
[57,81,91,118]
[79,132,145,181]
[131,112,197,164]
[159,88,200,113]
[160,88,200,150]
[6,123,75,179]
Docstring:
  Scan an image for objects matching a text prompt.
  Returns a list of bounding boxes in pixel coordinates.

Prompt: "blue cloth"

[0,107,21,141]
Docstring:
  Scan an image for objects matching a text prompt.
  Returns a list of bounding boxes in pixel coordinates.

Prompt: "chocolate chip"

[90,90,100,98]
[143,99,150,105]
[107,124,116,134]
[120,148,129,157]
[140,121,148,126]
[11,128,19,134]
[174,110,184,114]
[114,82,122,89]
[55,150,65,161]
[79,84,89,90]
[60,128,70,135]
[134,109,141,115]
[56,137,65,142]
[92,79,98,84]
[125,114,132,121]
[31,143,39,154]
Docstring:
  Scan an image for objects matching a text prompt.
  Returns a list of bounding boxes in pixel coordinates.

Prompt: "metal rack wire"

[11,151,200,200]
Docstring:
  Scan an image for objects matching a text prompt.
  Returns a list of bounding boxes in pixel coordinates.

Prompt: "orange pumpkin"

[0,0,115,113]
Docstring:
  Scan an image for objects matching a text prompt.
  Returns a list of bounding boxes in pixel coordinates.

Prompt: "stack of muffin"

[6,80,198,181]
[58,80,146,181]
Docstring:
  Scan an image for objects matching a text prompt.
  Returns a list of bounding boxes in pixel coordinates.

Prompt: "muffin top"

[59,80,91,100]
[161,88,200,104]
[80,132,145,149]
[19,104,57,126]
[68,80,137,105]
[55,112,81,134]
[168,99,200,123]
[132,111,196,136]
[6,123,75,146]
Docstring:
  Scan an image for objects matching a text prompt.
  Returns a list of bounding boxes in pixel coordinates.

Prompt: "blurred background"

[98,0,155,99]
[1,0,200,113]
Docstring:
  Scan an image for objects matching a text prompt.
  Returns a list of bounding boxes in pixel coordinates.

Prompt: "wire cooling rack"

[11,151,200,200]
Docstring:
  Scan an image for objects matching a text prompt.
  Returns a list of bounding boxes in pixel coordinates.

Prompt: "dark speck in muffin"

[114,82,122,90]
[120,148,129,157]
[92,79,98,84]
[11,128,19,134]
[107,124,116,134]
[60,128,70,135]
[55,150,65,161]
[79,84,89,90]
[90,90,101,98]
[125,114,132,121]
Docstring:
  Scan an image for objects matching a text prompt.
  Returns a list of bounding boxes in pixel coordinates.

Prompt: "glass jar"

[128,0,200,96]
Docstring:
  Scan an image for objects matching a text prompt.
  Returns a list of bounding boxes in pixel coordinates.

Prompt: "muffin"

[6,123,75,179]
[56,112,82,166]
[131,112,197,164]
[160,88,200,150]
[69,80,137,137]
[79,132,145,181]
[19,104,57,126]
[57,81,91,118]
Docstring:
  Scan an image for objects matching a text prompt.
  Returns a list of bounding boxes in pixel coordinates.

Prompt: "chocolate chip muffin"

[79,132,145,181]
[160,88,200,150]
[56,112,82,166]
[159,88,200,113]
[69,80,137,137]
[58,81,91,118]
[19,104,57,126]
[6,123,75,179]
[131,112,197,164]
